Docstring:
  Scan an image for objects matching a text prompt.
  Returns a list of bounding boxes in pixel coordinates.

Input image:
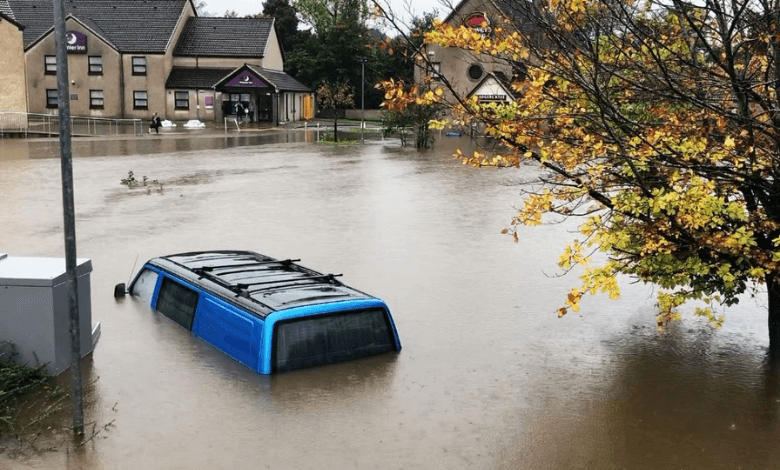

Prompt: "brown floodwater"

[0,130,778,469]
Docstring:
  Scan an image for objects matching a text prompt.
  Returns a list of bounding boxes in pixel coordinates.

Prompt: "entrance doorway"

[224,93,252,122]
[222,93,274,123]
[257,95,272,122]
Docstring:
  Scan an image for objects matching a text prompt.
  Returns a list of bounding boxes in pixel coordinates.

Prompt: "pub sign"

[464,12,491,36]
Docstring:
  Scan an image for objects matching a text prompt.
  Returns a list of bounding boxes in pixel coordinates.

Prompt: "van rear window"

[274,308,396,372]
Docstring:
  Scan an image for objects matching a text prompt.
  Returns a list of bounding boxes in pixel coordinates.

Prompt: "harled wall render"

[25,18,122,117]
[0,17,28,119]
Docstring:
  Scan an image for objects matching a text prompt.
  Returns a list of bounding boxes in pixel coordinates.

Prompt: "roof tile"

[165,67,234,88]
[173,17,273,57]
[6,0,188,52]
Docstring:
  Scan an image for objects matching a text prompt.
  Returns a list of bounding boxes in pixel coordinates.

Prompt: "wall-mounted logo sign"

[65,31,87,53]
[226,71,267,88]
[464,12,491,35]
[204,96,213,108]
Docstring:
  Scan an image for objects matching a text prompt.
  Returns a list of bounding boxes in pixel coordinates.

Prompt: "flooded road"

[1,131,778,469]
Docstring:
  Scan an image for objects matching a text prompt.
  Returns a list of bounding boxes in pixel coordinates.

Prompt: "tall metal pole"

[52,0,84,436]
[360,59,365,144]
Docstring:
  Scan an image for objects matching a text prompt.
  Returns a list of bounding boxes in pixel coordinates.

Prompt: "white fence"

[0,112,144,138]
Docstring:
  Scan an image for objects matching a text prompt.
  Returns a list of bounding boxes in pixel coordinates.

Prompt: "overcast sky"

[204,0,453,27]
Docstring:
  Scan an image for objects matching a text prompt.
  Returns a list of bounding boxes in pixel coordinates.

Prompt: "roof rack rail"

[244,274,343,295]
[195,259,301,276]
[173,253,256,263]
[189,268,242,292]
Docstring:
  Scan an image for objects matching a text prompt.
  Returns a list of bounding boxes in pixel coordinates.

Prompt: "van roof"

[147,251,374,316]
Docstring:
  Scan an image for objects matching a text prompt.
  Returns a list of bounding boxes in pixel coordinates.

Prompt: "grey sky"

[205,0,451,25]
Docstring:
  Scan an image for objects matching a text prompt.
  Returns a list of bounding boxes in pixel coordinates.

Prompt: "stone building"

[0,0,312,124]
[0,11,27,123]
[416,0,533,106]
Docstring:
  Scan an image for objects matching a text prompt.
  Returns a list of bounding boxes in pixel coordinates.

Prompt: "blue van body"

[123,251,401,374]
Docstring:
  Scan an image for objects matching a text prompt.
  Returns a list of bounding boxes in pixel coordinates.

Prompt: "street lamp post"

[358,59,366,144]
[52,0,84,436]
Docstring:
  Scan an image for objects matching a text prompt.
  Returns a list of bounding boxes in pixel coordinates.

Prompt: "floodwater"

[0,130,779,469]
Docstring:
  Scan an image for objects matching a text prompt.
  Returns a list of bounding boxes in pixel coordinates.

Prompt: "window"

[133,90,148,109]
[45,55,57,74]
[225,93,251,116]
[274,308,396,372]
[155,277,199,330]
[89,90,104,109]
[174,91,189,109]
[46,89,58,108]
[130,268,159,305]
[468,64,484,80]
[427,62,441,78]
[88,56,103,75]
[132,56,146,75]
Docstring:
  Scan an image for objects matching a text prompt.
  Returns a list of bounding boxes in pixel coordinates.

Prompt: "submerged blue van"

[115,251,401,374]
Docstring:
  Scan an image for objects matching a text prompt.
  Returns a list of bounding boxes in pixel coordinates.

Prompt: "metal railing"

[224,116,245,132]
[0,112,144,138]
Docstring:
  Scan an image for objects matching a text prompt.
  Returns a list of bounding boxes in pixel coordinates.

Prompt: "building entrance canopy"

[164,64,312,123]
[223,70,268,88]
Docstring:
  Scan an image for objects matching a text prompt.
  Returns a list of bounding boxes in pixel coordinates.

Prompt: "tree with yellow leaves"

[378,77,444,148]
[377,0,780,357]
[316,81,355,142]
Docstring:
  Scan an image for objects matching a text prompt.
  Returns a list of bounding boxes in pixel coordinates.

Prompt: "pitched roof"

[442,0,470,25]
[466,72,519,101]
[0,0,14,19]
[165,67,234,89]
[443,0,539,36]
[201,64,310,92]
[166,65,310,92]
[173,17,273,58]
[0,11,24,30]
[246,64,310,92]
[5,0,190,52]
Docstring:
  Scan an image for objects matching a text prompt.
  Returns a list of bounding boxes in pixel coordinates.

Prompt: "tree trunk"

[767,273,780,360]
[334,116,338,142]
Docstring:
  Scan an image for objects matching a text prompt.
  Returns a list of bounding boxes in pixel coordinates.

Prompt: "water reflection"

[268,355,399,411]
[0,130,315,161]
[500,320,780,469]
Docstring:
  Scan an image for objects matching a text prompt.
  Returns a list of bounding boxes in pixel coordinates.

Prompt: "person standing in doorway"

[247,100,254,124]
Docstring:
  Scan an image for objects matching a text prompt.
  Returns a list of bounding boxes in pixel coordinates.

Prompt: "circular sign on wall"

[464,12,491,35]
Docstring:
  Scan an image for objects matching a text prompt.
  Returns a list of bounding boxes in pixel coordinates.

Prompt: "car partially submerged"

[115,251,401,374]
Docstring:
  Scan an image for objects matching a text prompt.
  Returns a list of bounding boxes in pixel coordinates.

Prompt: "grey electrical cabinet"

[0,252,100,375]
